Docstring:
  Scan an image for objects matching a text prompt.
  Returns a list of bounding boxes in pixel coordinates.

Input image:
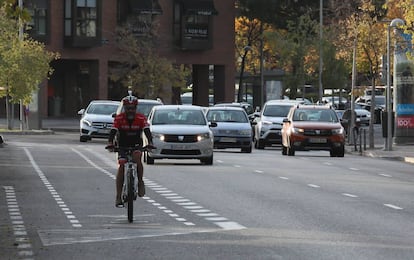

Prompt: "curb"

[0,130,55,135]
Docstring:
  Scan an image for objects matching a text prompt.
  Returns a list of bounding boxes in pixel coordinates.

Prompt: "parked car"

[78,100,120,142]
[253,99,303,149]
[281,105,345,157]
[355,95,385,124]
[206,106,252,153]
[321,96,348,109]
[144,105,216,165]
[116,98,163,118]
[340,108,371,134]
[181,92,214,106]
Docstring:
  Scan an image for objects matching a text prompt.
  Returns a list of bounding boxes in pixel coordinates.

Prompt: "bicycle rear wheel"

[127,169,134,223]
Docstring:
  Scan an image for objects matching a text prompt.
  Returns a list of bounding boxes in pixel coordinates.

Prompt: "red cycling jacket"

[112,113,149,147]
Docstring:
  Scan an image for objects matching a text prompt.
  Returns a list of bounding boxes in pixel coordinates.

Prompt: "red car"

[281,105,345,157]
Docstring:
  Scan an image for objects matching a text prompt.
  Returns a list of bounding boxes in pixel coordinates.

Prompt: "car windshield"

[87,104,118,115]
[152,109,206,125]
[206,110,248,123]
[293,109,339,123]
[137,103,160,117]
[263,105,291,117]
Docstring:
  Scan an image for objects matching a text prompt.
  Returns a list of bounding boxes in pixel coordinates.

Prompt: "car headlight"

[197,133,211,141]
[239,129,252,136]
[292,127,304,134]
[332,128,344,135]
[152,133,165,141]
[82,119,92,127]
[262,120,273,125]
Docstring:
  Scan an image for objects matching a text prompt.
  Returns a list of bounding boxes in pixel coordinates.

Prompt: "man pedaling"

[106,95,153,207]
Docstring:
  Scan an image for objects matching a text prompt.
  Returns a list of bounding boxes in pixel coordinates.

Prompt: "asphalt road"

[1,133,413,260]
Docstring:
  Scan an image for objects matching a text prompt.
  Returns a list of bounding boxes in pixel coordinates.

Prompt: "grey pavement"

[1,117,413,164]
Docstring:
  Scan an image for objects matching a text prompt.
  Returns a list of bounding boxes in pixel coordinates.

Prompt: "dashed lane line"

[384,204,403,210]
[342,193,358,198]
[3,186,34,260]
[75,148,246,231]
[24,148,82,228]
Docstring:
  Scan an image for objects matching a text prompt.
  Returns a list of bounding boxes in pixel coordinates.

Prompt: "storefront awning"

[129,0,163,15]
[181,0,218,16]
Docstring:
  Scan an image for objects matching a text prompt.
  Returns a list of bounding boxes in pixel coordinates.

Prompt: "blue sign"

[397,104,414,115]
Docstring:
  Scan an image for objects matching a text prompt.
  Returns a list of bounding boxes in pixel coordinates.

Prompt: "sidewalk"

[1,117,413,164]
[0,117,79,133]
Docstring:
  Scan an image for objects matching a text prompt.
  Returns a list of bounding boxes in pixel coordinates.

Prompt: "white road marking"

[379,173,392,178]
[25,148,82,228]
[342,193,358,198]
[78,150,247,231]
[3,186,34,258]
[214,222,246,230]
[254,170,264,173]
[307,184,320,188]
[349,167,359,171]
[279,176,289,180]
[384,204,403,210]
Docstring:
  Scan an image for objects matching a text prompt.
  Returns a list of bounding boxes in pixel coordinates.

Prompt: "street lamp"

[385,18,405,151]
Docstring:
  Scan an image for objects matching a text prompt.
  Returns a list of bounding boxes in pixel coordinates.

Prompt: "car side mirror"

[77,109,85,115]
[209,122,217,127]
[111,113,116,118]
[283,118,290,123]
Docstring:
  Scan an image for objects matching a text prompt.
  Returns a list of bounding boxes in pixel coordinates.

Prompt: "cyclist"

[107,95,153,207]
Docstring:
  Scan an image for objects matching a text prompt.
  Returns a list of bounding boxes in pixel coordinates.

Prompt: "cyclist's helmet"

[122,95,138,107]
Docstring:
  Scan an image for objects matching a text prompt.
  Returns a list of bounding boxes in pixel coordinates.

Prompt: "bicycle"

[106,144,155,223]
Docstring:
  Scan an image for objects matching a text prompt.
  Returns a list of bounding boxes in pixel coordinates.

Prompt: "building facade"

[23,0,235,117]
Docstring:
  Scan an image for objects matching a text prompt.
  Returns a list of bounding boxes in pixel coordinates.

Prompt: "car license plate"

[99,129,110,134]
[221,137,237,143]
[309,138,327,143]
[172,145,186,150]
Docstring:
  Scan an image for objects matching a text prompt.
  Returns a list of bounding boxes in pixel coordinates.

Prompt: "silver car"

[144,105,216,165]
[78,100,120,142]
[206,106,252,153]
[253,99,303,149]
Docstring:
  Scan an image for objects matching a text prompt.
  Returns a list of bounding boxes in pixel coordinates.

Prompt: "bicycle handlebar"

[105,144,156,153]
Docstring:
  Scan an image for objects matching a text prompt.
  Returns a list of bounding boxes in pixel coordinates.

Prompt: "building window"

[76,0,97,37]
[173,0,218,50]
[25,0,49,42]
[64,0,101,47]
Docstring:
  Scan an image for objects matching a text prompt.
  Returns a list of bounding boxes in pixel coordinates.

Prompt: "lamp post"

[318,0,323,103]
[385,18,405,151]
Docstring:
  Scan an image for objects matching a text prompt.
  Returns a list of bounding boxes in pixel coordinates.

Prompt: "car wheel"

[201,155,213,165]
[241,145,252,153]
[336,146,345,157]
[146,154,154,165]
[282,145,287,155]
[80,136,88,142]
[256,139,265,149]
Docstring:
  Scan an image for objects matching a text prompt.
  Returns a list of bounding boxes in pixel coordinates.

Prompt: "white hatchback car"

[144,105,216,165]
[78,100,120,142]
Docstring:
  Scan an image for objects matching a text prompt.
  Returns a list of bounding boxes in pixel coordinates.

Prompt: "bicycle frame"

[108,145,154,223]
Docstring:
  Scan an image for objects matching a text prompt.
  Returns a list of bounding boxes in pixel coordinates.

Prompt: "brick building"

[22,0,235,117]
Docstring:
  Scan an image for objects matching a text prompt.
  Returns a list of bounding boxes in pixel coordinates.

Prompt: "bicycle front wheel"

[127,169,134,223]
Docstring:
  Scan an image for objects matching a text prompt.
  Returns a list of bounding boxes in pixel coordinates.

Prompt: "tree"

[0,2,58,129]
[266,14,319,99]
[109,19,189,103]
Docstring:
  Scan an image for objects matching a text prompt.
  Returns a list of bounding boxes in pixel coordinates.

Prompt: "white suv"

[253,99,303,149]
